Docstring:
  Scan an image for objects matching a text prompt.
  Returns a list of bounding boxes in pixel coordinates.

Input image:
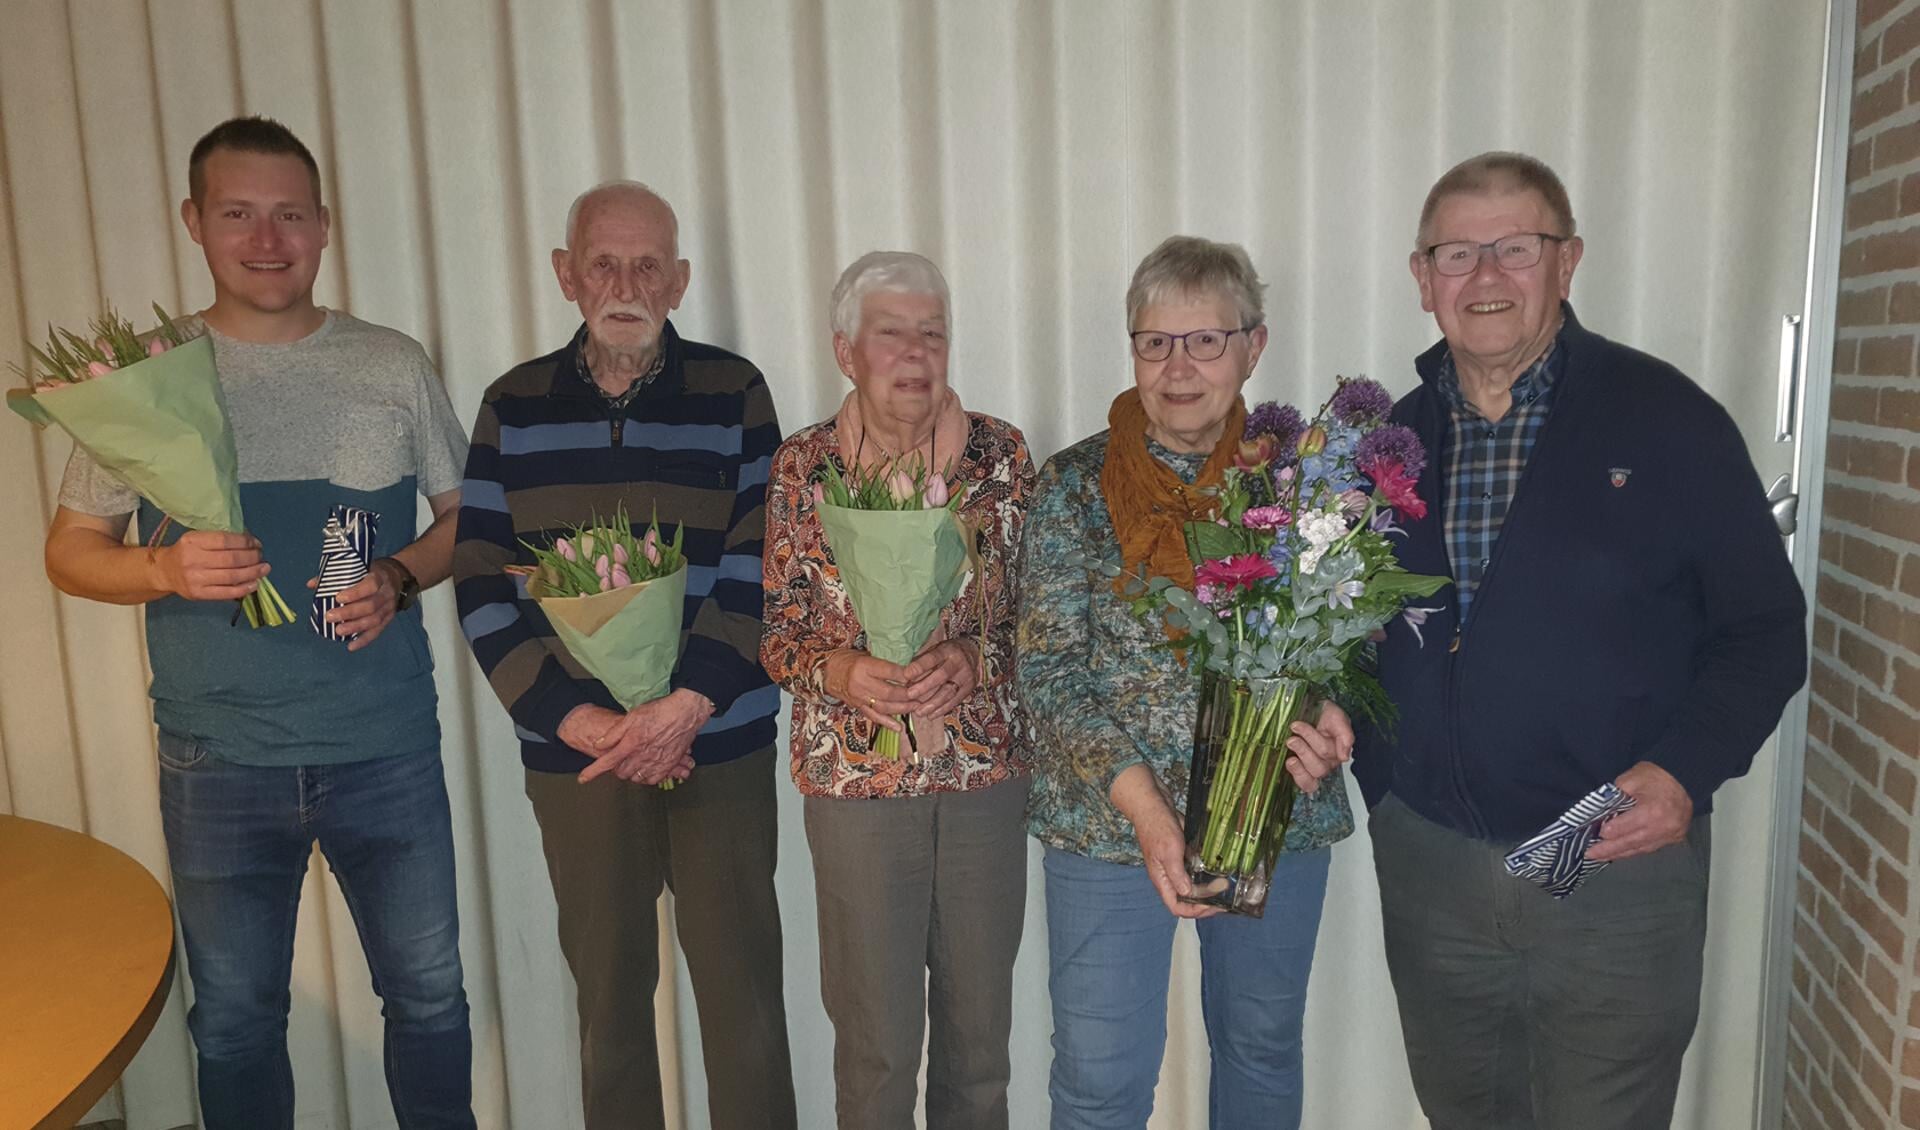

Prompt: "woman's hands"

[902,638,979,719]
[1109,700,1355,919]
[1286,700,1355,794]
[823,638,981,733]
[1111,763,1220,919]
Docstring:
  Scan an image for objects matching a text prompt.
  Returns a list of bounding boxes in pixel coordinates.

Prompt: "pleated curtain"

[0,1,1826,1126]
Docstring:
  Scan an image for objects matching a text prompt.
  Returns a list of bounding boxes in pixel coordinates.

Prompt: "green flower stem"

[1197,677,1309,876]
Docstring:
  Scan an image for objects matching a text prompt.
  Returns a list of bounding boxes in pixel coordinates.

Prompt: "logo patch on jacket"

[1609,467,1632,488]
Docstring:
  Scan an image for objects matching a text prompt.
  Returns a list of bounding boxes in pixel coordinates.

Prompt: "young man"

[43,116,475,1130]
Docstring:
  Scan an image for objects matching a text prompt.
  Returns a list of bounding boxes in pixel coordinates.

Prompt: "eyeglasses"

[1423,232,1567,277]
[1129,326,1256,363]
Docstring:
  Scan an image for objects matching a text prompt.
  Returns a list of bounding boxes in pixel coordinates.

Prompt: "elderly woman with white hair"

[761,251,1035,1129]
[1018,235,1356,1129]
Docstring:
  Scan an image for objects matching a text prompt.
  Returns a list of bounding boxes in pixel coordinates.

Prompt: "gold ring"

[867,696,876,709]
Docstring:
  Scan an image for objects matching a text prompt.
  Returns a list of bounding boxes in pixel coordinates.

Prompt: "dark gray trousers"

[803,775,1031,1130]
[1369,792,1710,1130]
[526,747,796,1130]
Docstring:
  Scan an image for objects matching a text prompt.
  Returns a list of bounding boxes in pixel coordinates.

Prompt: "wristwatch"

[377,557,421,612]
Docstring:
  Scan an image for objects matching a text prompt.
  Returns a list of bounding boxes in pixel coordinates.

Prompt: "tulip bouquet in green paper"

[516,507,690,710]
[7,305,295,628]
[813,454,977,761]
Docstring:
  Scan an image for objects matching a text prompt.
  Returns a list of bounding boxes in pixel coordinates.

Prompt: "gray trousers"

[526,747,796,1130]
[1369,793,1710,1130]
[803,775,1031,1130]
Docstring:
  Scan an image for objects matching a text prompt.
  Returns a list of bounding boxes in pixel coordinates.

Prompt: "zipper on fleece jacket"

[1440,364,1576,841]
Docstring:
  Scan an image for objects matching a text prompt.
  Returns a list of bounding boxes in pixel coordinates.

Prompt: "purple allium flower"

[1355,424,1426,480]
[1244,401,1306,452]
[1329,378,1394,425]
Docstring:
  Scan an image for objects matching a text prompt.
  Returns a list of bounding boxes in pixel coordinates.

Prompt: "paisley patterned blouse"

[762,412,1035,798]
[1018,430,1356,865]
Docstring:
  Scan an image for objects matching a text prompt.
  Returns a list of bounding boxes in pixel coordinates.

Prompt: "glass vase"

[1181,671,1317,917]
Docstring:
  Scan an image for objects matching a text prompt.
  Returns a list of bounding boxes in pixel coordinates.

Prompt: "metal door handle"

[1777,314,1803,442]
[1766,473,1798,537]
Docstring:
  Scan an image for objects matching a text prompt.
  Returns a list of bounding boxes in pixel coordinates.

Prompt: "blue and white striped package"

[1502,783,1638,899]
[311,504,380,641]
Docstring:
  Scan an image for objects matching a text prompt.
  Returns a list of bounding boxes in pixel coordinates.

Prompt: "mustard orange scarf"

[1099,388,1246,596]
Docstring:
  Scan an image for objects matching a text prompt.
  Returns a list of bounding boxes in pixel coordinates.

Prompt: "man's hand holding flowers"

[574,689,713,785]
[153,529,272,602]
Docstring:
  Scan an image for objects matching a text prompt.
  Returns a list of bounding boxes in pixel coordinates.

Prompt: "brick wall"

[1786,1,1920,1126]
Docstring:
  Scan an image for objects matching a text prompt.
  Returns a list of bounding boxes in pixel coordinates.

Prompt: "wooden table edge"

[31,945,175,1130]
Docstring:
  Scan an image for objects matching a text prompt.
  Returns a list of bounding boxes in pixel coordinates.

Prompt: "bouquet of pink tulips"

[514,507,689,710]
[7,305,295,627]
[813,455,975,760]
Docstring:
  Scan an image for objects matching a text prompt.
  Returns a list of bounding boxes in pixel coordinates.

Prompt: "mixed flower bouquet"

[514,507,690,711]
[813,454,976,760]
[1101,377,1448,915]
[7,305,295,628]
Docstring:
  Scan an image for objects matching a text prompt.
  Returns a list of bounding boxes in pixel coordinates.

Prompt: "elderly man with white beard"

[453,181,796,1130]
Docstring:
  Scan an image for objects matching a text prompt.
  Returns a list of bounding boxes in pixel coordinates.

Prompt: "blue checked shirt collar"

[1438,332,1566,627]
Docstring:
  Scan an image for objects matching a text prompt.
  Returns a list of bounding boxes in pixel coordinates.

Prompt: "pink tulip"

[556,537,576,561]
[924,476,949,508]
[594,554,612,577]
[643,538,661,566]
[610,566,630,588]
[86,361,114,379]
[811,482,826,507]
[613,542,629,565]
[148,337,170,357]
[888,470,917,503]
[599,574,613,592]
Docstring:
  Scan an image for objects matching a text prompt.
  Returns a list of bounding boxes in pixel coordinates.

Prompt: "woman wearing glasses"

[1017,235,1354,1129]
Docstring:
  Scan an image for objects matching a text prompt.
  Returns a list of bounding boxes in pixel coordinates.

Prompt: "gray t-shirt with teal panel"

[58,311,468,766]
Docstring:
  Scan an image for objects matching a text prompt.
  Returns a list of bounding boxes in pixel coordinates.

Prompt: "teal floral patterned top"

[1018,430,1356,866]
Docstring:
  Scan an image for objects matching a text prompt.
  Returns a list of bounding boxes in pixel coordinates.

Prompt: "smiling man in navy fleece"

[1355,151,1807,1129]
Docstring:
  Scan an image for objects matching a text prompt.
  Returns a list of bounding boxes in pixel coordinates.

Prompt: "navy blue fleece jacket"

[1353,305,1808,841]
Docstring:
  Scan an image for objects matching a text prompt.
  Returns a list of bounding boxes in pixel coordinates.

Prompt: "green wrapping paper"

[6,336,245,534]
[528,563,688,708]
[815,501,971,665]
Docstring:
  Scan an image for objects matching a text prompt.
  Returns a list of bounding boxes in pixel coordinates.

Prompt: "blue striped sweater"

[454,321,781,772]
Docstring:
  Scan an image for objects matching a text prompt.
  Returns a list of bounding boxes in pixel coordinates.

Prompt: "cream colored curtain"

[0,1,1826,1127]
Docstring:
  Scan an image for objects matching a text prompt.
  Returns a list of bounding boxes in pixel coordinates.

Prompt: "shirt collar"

[1438,328,1566,417]
[574,323,665,405]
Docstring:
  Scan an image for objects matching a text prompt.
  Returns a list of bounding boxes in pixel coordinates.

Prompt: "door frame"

[1753,0,1854,1125]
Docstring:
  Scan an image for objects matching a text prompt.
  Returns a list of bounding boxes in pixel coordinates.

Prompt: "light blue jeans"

[158,732,473,1130]
[1042,845,1331,1130]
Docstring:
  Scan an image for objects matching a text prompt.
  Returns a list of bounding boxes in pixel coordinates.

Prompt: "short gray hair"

[829,251,951,339]
[564,180,678,254]
[1416,151,1576,248]
[1125,236,1266,331]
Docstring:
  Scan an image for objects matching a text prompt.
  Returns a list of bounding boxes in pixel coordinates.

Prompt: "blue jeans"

[158,732,474,1130]
[1042,845,1331,1130]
